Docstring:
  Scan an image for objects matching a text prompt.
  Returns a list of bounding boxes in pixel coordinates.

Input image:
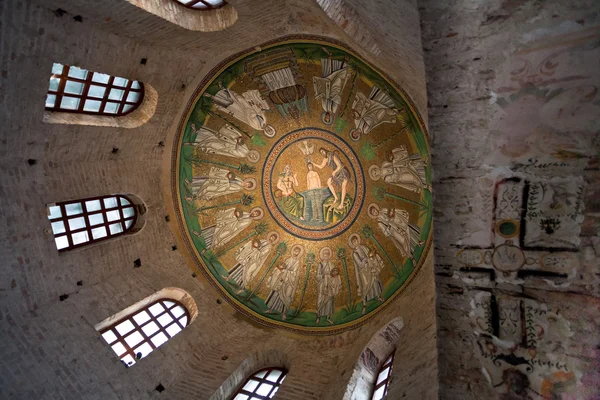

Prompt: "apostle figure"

[185,167,256,201]
[276,164,305,220]
[349,86,398,141]
[205,83,276,138]
[265,245,304,320]
[350,234,384,315]
[313,47,351,125]
[316,247,342,325]
[375,207,421,262]
[185,123,254,161]
[224,235,275,294]
[201,207,263,250]
[369,146,430,194]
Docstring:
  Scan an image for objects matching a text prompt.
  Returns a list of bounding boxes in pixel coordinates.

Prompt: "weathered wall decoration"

[171,36,432,334]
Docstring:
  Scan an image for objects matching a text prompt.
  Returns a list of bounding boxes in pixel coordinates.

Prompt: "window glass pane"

[372,386,385,400]
[148,303,165,316]
[88,213,104,226]
[48,77,60,91]
[64,80,84,95]
[121,354,135,366]
[157,313,173,327]
[376,367,390,385]
[192,3,208,8]
[52,63,64,75]
[68,216,86,231]
[101,330,117,344]
[91,226,107,240]
[125,219,133,229]
[126,91,140,103]
[243,380,260,392]
[266,370,282,382]
[115,320,135,336]
[55,236,69,250]
[255,370,268,379]
[111,342,126,356]
[179,316,188,327]
[205,0,224,5]
[60,96,80,110]
[91,72,110,84]
[171,306,185,318]
[106,210,120,222]
[113,77,128,87]
[119,197,131,206]
[51,221,66,235]
[65,202,83,216]
[104,197,118,208]
[141,321,160,337]
[122,104,134,113]
[165,323,182,337]
[108,88,124,101]
[234,394,249,400]
[105,102,119,114]
[85,200,102,212]
[131,81,141,89]
[256,383,273,396]
[163,300,175,309]
[133,342,153,359]
[109,222,124,235]
[122,207,135,218]
[45,94,56,108]
[271,387,279,397]
[133,310,151,326]
[68,66,88,80]
[124,331,144,348]
[83,99,102,112]
[72,231,89,245]
[87,85,106,98]
[150,332,168,348]
[48,205,62,219]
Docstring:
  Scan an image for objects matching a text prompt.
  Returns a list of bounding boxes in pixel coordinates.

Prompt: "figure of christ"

[276,164,305,220]
[315,248,342,325]
[201,207,260,250]
[349,85,398,140]
[376,208,422,261]
[313,47,350,124]
[205,83,276,137]
[314,148,351,210]
[184,123,249,159]
[265,245,303,320]
[351,236,384,315]
[224,238,272,294]
[379,146,429,193]
[185,167,254,202]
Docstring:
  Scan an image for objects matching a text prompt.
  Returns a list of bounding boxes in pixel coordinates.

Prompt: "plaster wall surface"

[0,1,435,399]
[421,0,600,399]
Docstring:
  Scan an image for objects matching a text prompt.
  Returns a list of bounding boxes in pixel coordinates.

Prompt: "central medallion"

[263,128,365,240]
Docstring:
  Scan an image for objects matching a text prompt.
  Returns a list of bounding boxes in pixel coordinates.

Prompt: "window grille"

[231,367,288,400]
[371,350,395,400]
[171,0,226,10]
[46,63,144,116]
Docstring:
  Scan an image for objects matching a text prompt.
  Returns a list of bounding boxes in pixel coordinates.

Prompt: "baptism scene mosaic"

[172,37,432,334]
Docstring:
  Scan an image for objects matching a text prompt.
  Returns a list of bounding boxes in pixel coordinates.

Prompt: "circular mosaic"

[172,36,433,334]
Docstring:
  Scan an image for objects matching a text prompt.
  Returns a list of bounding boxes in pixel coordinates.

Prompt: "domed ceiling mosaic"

[171,36,432,334]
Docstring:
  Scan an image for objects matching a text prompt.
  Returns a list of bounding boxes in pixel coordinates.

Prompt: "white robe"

[212,88,269,131]
[353,244,384,303]
[211,208,252,249]
[192,167,243,201]
[229,240,272,290]
[381,147,428,193]
[313,58,349,115]
[265,255,301,313]
[377,208,420,258]
[192,125,248,159]
[316,261,342,318]
[352,86,397,135]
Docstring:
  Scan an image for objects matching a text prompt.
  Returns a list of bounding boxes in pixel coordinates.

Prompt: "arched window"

[172,0,226,10]
[371,350,395,400]
[231,368,287,400]
[99,298,191,367]
[46,63,144,116]
[46,194,142,251]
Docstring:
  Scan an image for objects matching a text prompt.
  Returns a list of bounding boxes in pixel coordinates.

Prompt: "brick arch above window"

[46,194,147,251]
[127,0,237,32]
[95,288,198,367]
[43,63,157,128]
